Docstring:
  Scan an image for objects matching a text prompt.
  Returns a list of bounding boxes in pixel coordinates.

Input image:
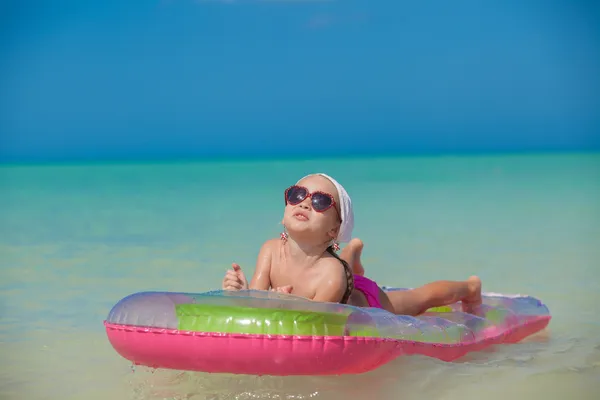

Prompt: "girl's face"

[282,175,342,243]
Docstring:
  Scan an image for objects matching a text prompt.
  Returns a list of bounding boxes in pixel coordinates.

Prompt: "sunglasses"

[284,185,341,219]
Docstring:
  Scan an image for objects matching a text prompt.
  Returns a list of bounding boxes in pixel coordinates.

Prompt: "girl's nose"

[299,196,312,209]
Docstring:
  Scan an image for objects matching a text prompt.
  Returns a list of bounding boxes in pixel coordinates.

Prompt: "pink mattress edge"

[104,315,550,375]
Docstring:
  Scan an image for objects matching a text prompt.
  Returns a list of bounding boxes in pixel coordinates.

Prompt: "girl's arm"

[248,239,275,290]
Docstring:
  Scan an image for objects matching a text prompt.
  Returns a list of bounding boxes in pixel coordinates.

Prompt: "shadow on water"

[124,329,599,400]
[126,358,430,400]
[1,322,598,400]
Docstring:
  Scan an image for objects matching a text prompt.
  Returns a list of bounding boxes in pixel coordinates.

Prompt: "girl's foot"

[461,276,482,313]
[340,238,365,276]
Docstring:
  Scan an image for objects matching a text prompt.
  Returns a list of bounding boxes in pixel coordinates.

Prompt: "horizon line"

[1,148,599,168]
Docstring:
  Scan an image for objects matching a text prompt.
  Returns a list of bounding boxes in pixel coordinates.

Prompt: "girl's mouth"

[293,212,309,221]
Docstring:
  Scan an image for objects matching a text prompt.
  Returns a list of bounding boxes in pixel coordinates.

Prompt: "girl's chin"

[284,227,331,243]
[284,225,310,236]
[284,224,316,238]
[284,217,309,228]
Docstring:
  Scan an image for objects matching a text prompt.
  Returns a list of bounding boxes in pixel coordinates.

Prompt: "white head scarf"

[296,173,354,243]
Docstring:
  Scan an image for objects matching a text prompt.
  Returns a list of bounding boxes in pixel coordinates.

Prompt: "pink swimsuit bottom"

[352,275,384,309]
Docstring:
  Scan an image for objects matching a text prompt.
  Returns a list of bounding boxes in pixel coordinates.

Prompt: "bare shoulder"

[260,238,280,255]
[312,255,348,302]
[255,239,278,269]
[316,256,347,284]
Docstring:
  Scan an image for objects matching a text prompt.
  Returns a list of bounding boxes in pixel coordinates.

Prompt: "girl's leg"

[340,238,365,276]
[384,276,482,316]
[339,238,482,316]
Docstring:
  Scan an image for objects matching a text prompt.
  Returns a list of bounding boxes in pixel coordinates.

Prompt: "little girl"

[222,173,482,316]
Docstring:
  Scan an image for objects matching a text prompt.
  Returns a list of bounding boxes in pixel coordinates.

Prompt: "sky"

[1,0,599,162]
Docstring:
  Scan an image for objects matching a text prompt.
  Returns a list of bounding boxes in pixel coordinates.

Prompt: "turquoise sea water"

[1,153,599,400]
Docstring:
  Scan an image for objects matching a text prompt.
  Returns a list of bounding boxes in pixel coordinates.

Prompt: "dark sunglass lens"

[286,186,307,204]
[312,193,333,211]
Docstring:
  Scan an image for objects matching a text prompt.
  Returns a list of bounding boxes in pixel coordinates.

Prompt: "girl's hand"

[222,263,249,291]
[270,285,293,294]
